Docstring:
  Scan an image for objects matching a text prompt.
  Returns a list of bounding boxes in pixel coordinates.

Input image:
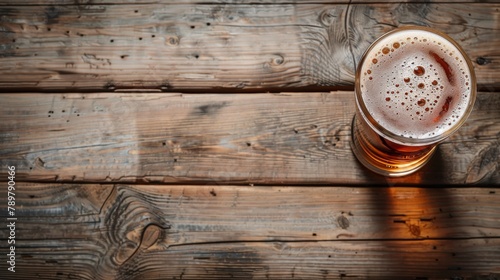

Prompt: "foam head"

[357,27,475,144]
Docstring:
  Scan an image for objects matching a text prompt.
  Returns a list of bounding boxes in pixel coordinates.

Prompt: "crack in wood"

[81,53,111,69]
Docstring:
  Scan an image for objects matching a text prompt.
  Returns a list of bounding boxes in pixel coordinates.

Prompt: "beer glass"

[351,26,476,177]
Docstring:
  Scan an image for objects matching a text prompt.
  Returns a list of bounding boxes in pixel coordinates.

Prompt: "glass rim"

[355,25,477,145]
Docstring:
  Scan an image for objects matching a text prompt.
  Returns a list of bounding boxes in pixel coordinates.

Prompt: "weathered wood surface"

[0,183,499,279]
[2,0,499,5]
[0,3,498,91]
[1,91,499,185]
[0,1,499,279]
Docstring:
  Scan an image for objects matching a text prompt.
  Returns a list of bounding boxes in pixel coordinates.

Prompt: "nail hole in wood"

[476,56,491,65]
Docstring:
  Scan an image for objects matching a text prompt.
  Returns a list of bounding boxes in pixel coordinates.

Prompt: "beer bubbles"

[360,29,473,139]
[351,26,476,177]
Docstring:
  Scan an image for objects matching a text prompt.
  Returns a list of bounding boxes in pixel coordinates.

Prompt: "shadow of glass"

[363,148,488,277]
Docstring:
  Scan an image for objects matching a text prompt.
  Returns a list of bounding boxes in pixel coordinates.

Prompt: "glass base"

[350,115,437,177]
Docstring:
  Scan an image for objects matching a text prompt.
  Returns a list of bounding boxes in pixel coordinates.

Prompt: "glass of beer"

[351,26,476,177]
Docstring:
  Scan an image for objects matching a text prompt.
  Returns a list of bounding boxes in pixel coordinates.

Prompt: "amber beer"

[351,26,476,176]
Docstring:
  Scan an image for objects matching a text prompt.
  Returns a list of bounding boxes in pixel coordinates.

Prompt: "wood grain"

[1,0,497,5]
[0,183,499,279]
[0,3,498,91]
[1,1,498,279]
[1,91,499,185]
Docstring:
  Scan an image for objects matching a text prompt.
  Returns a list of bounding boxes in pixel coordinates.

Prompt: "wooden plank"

[1,91,499,185]
[0,3,498,91]
[0,183,499,279]
[3,240,500,279]
[1,0,497,5]
[97,240,500,279]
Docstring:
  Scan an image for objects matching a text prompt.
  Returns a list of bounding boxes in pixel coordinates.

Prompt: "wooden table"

[1,1,499,279]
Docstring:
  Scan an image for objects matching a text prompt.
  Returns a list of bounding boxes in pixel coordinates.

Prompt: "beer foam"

[358,28,473,140]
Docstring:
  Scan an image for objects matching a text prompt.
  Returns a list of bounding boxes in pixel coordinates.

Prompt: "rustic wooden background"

[0,1,499,279]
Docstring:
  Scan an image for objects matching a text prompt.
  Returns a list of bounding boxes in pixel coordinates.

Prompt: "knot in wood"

[272,54,284,66]
[319,9,337,27]
[407,223,421,237]
[140,224,163,249]
[337,215,350,229]
[166,36,179,46]
[264,54,285,70]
